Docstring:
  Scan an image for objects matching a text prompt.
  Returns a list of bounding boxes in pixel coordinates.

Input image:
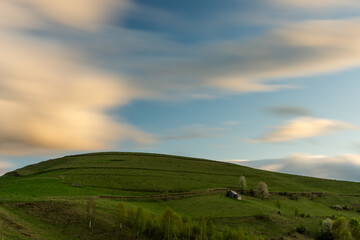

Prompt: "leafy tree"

[85,199,96,229]
[206,219,215,239]
[256,182,269,199]
[198,216,208,240]
[349,218,360,240]
[332,217,352,240]
[275,199,281,212]
[127,206,137,227]
[134,207,147,237]
[162,208,172,239]
[117,202,126,229]
[239,176,247,193]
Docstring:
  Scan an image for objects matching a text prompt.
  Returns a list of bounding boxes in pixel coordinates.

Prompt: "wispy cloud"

[250,117,357,143]
[161,125,225,140]
[268,106,311,117]
[239,153,360,181]
[272,0,360,10]
[2,0,360,156]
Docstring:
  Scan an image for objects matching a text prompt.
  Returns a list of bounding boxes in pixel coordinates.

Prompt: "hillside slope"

[0,152,359,239]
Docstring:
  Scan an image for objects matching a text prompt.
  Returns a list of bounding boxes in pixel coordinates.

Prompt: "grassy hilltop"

[0,152,359,239]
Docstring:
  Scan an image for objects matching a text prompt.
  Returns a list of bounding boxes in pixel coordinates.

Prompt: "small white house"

[227,190,242,200]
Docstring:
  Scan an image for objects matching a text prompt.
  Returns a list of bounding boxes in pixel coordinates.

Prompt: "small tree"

[118,202,126,229]
[332,217,351,240]
[319,218,334,240]
[256,182,269,199]
[86,199,96,229]
[276,199,282,212]
[349,218,360,240]
[294,208,300,217]
[239,176,247,193]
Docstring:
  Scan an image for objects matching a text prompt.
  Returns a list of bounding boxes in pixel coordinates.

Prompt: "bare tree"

[256,182,269,199]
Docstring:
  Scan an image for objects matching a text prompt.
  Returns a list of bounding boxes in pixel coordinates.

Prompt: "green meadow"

[0,152,359,239]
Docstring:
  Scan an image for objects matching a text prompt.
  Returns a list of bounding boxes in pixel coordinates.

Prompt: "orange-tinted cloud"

[251,117,357,143]
[0,0,154,155]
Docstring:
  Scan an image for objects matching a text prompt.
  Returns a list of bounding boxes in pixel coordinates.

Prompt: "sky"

[1,0,360,181]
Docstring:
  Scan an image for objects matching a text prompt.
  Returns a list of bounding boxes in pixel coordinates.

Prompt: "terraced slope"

[0,152,359,239]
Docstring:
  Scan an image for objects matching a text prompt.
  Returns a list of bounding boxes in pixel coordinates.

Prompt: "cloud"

[3,0,360,156]
[161,125,225,140]
[0,0,131,30]
[268,106,311,117]
[222,121,241,126]
[272,0,360,10]
[239,153,360,181]
[0,0,155,155]
[0,160,14,176]
[251,117,357,143]
[107,18,360,96]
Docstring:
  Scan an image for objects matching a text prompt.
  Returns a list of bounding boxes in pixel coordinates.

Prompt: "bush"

[296,225,308,234]
[254,213,270,222]
[331,205,343,211]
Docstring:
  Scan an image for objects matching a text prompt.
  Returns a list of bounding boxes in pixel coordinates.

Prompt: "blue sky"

[1,0,360,181]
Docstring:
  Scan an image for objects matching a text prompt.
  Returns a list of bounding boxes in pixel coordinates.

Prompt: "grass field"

[0,152,359,239]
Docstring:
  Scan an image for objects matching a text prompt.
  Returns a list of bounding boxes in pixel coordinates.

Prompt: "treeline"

[318,216,360,240]
[116,202,264,240]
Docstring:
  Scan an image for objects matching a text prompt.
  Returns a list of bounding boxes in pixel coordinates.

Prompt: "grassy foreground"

[0,152,359,239]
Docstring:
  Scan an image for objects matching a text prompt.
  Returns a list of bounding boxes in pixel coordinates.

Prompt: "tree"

[86,199,96,229]
[239,176,247,193]
[349,218,360,240]
[134,207,146,237]
[319,218,334,240]
[117,202,126,229]
[332,217,352,240]
[256,182,269,199]
[275,199,281,212]
[294,208,300,217]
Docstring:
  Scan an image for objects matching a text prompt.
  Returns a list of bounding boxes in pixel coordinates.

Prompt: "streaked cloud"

[0,0,130,30]
[161,125,225,140]
[2,0,360,157]
[251,117,357,143]
[115,18,360,96]
[272,0,360,10]
[222,121,241,126]
[239,153,360,181]
[268,106,311,117]
[0,0,155,155]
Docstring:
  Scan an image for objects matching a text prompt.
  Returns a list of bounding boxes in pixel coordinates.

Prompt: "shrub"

[254,213,270,222]
[249,189,255,197]
[296,225,307,234]
[331,205,343,211]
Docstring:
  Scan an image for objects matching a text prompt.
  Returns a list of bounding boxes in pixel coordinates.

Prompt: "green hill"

[0,152,359,239]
